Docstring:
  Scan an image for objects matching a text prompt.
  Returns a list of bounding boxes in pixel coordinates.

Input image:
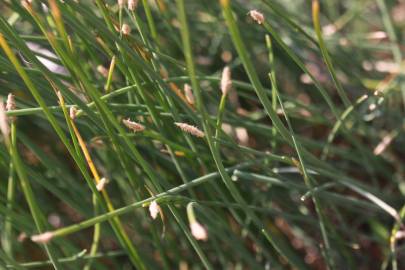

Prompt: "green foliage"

[0,0,404,269]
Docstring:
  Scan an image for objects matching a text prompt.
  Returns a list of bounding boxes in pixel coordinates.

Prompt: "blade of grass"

[312,0,352,107]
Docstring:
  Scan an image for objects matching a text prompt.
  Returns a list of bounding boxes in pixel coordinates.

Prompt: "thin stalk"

[180,1,307,268]
[9,122,61,269]
[6,251,126,269]
[214,94,227,147]
[2,142,15,258]
[312,0,352,108]
[40,159,264,239]
[83,195,101,270]
[265,34,278,151]
[266,34,335,269]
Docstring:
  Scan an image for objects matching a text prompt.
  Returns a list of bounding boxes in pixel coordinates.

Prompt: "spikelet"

[21,0,31,10]
[18,232,27,242]
[190,222,208,241]
[121,23,131,35]
[123,118,145,132]
[373,134,394,156]
[184,84,195,105]
[117,0,125,8]
[6,94,16,122]
[31,231,54,244]
[220,66,232,95]
[96,177,108,191]
[128,0,138,11]
[6,94,15,111]
[149,200,160,220]
[69,106,77,120]
[175,122,204,138]
[248,10,264,25]
[0,99,10,142]
[97,65,108,77]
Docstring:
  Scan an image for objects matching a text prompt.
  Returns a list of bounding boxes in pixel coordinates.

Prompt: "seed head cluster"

[248,10,264,25]
[123,118,145,132]
[175,122,204,138]
[220,66,232,95]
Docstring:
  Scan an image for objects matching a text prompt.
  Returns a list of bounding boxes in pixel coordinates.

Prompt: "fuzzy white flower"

[6,94,15,111]
[117,0,125,8]
[121,23,131,35]
[175,122,204,138]
[128,0,138,11]
[220,66,232,95]
[248,10,264,25]
[123,118,145,132]
[31,231,54,244]
[96,177,107,191]
[0,100,10,142]
[69,106,77,120]
[373,134,394,156]
[97,65,108,77]
[149,200,160,220]
[190,221,208,241]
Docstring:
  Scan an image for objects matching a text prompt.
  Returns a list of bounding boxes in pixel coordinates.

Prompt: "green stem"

[46,160,263,238]
[10,122,61,269]
[312,0,352,108]
[179,1,307,268]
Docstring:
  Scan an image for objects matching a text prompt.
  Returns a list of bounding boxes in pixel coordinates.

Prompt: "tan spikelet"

[175,122,204,138]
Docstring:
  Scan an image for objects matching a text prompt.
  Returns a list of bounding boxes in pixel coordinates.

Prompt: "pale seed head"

[190,221,208,241]
[6,93,16,111]
[128,0,138,11]
[121,23,131,35]
[69,106,77,120]
[117,0,125,8]
[96,177,107,191]
[97,65,108,77]
[175,122,204,138]
[220,66,232,95]
[184,84,195,105]
[123,118,145,132]
[18,232,27,242]
[0,99,10,143]
[149,200,160,220]
[31,231,54,244]
[248,10,264,25]
[373,134,394,156]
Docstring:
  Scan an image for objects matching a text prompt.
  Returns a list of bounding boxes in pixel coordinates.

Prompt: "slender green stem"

[6,251,126,269]
[312,0,351,108]
[214,94,227,147]
[10,121,61,269]
[44,160,263,239]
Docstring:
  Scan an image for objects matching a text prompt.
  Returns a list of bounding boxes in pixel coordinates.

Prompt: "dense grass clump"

[0,0,404,269]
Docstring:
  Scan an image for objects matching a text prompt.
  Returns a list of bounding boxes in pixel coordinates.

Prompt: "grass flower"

[175,122,204,138]
[6,93,15,111]
[69,106,77,120]
[121,23,131,35]
[97,65,108,77]
[248,10,264,25]
[220,66,232,95]
[128,0,138,11]
[31,232,54,244]
[123,118,145,132]
[373,134,395,156]
[149,200,160,220]
[118,0,125,8]
[96,177,108,191]
[184,83,195,105]
[0,99,10,142]
[190,221,208,241]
